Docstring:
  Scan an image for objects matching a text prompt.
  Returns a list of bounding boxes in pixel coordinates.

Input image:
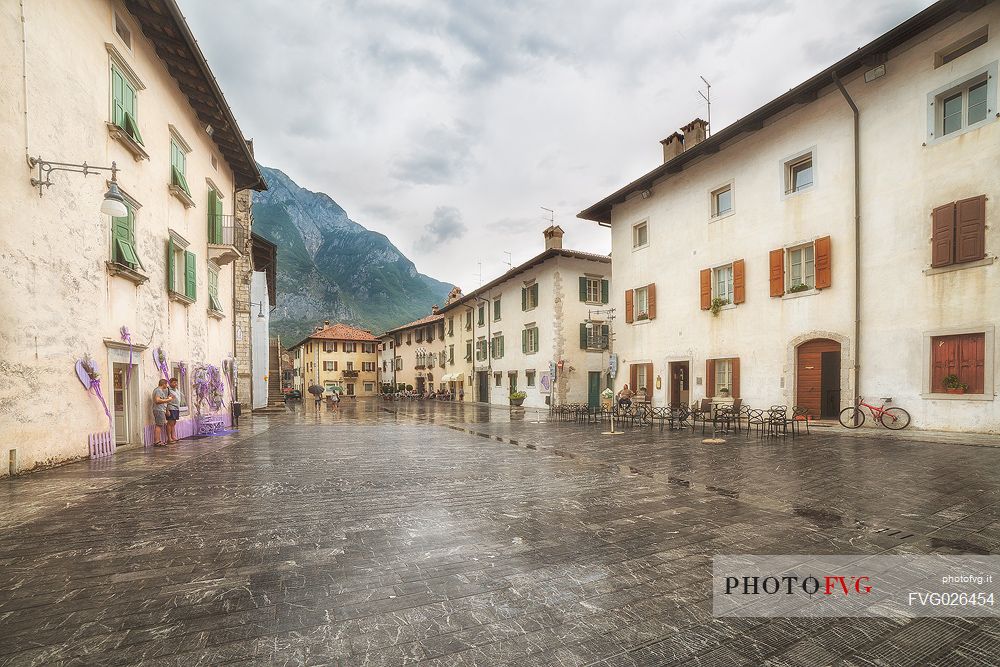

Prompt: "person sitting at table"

[617,384,634,408]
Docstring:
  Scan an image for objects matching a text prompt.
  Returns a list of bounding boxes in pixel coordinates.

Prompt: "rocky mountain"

[252,165,453,344]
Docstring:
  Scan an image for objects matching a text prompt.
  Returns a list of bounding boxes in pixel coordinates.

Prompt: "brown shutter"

[645,365,654,399]
[706,359,716,397]
[955,195,986,264]
[731,358,740,398]
[700,269,712,309]
[814,236,832,289]
[769,249,785,297]
[646,283,657,320]
[931,203,956,268]
[931,336,958,392]
[732,259,745,304]
[960,333,986,394]
[625,289,634,324]
[629,364,638,391]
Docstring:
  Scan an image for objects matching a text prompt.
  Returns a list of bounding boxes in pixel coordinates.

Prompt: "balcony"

[342,369,359,378]
[208,214,246,266]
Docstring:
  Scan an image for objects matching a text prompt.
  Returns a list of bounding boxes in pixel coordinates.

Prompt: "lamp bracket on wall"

[27,155,127,216]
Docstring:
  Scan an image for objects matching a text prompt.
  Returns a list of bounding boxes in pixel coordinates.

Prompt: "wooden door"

[588,372,601,409]
[669,362,689,407]
[796,339,840,418]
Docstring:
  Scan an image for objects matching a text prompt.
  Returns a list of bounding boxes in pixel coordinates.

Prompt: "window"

[395,357,402,371]
[207,188,225,244]
[931,196,987,268]
[712,184,733,217]
[110,202,143,271]
[448,345,454,364]
[169,137,191,197]
[346,384,355,396]
[526,371,536,387]
[931,333,985,394]
[382,361,387,372]
[323,342,337,352]
[634,286,648,320]
[633,221,648,249]
[406,333,412,344]
[713,264,734,304]
[110,65,143,147]
[493,297,501,322]
[465,311,472,330]
[167,233,196,302]
[324,361,335,371]
[523,326,540,354]
[935,27,989,68]
[346,361,355,371]
[494,372,502,387]
[362,362,376,372]
[169,362,188,412]
[208,263,223,314]
[364,382,375,392]
[362,343,376,353]
[928,64,996,141]
[715,359,733,395]
[508,372,518,392]
[706,358,740,398]
[344,342,357,353]
[477,304,485,326]
[785,153,813,194]
[114,13,132,50]
[581,276,606,305]
[787,245,815,290]
[466,341,473,361]
[582,322,609,350]
[476,339,487,362]
[491,333,505,359]
[523,282,540,310]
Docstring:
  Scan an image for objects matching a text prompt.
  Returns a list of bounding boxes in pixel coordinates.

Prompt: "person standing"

[152,379,171,447]
[166,377,181,444]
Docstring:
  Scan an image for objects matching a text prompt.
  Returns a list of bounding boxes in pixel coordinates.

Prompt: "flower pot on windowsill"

[944,388,966,395]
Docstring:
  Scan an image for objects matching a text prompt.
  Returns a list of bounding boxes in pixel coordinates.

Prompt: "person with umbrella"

[308,384,325,409]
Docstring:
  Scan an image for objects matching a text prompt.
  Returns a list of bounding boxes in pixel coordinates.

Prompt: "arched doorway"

[796,339,841,419]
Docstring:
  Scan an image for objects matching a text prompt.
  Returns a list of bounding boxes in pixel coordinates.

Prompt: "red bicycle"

[839,396,910,430]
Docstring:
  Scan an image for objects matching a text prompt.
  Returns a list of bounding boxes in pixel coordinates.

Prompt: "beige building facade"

[580,0,1000,432]
[290,322,379,397]
[0,0,264,475]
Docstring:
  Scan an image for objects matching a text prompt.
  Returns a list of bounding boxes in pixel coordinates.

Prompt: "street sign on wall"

[609,354,618,379]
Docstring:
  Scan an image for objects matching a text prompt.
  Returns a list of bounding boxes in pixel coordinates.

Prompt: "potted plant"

[710,297,730,316]
[942,374,968,394]
[636,312,649,321]
[718,387,731,398]
[787,283,811,294]
[509,391,527,406]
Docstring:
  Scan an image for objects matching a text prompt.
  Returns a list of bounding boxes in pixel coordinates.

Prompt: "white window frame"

[168,229,189,295]
[934,26,989,68]
[712,263,734,304]
[632,221,649,250]
[524,325,539,354]
[782,149,815,197]
[715,359,733,395]
[927,62,997,143]
[710,182,734,220]
[585,276,602,304]
[634,286,649,320]
[524,280,539,310]
[786,242,816,292]
[169,362,189,413]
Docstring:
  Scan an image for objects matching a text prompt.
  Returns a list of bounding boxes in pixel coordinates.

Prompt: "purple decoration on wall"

[120,326,133,387]
[77,355,111,428]
[154,347,169,381]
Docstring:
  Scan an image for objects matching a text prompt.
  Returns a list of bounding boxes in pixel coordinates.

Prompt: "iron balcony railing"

[208,214,247,249]
[342,369,360,378]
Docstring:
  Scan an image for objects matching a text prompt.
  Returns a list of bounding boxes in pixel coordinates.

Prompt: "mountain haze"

[252,165,453,344]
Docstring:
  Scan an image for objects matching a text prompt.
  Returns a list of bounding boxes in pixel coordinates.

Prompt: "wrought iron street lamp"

[27,155,127,217]
[586,307,621,436]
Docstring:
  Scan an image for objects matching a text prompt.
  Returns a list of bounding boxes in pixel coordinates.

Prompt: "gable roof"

[288,323,377,350]
[578,0,971,223]
[123,0,265,191]
[380,313,445,337]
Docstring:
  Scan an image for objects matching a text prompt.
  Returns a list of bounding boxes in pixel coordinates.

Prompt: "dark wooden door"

[588,372,601,409]
[669,362,689,407]
[820,351,841,419]
[796,339,840,418]
[478,372,489,402]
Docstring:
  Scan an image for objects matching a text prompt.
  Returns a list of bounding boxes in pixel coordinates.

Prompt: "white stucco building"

[0,0,265,475]
[579,0,999,432]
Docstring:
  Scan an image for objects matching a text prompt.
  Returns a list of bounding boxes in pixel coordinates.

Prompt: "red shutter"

[700,269,712,310]
[732,358,740,398]
[647,283,657,320]
[960,333,986,394]
[629,364,638,392]
[931,203,956,268]
[732,259,745,304]
[814,236,832,289]
[955,195,986,264]
[625,289,634,324]
[931,336,959,392]
[769,249,785,297]
[706,359,716,397]
[645,365,654,400]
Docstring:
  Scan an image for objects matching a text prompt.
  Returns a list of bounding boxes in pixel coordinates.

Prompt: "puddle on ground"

[792,506,843,528]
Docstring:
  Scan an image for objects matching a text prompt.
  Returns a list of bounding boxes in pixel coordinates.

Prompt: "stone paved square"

[2,401,1000,665]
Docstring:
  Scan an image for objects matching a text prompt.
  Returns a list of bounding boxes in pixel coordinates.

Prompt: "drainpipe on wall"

[833,72,861,402]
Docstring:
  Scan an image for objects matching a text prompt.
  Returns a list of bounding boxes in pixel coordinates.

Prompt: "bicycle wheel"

[839,406,865,428]
[880,407,911,430]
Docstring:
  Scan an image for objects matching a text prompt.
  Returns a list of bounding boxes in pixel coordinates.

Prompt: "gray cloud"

[415,206,468,253]
[391,122,478,186]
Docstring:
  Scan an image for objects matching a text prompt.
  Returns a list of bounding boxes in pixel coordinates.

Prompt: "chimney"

[431,305,440,314]
[323,320,330,327]
[660,132,684,163]
[543,225,564,250]
[681,118,708,149]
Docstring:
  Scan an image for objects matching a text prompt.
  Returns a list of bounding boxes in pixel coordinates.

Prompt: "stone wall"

[233,187,253,406]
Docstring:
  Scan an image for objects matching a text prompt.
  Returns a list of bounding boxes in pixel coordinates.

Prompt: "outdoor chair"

[671,405,691,430]
[767,406,790,438]
[791,406,811,435]
[714,398,743,434]
[649,406,670,431]
[745,409,766,439]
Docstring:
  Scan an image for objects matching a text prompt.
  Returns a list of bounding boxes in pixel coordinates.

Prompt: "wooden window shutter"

[625,289,634,323]
[601,325,609,349]
[706,359,716,397]
[184,251,196,300]
[700,269,712,309]
[732,259,745,304]
[521,287,527,311]
[960,333,985,394]
[647,284,657,319]
[522,329,528,353]
[580,323,588,349]
[732,358,740,398]
[645,365,653,397]
[769,248,785,297]
[629,364,638,390]
[814,236,832,289]
[166,238,175,290]
[579,277,588,301]
[601,279,609,304]
[955,195,986,264]
[931,203,956,267]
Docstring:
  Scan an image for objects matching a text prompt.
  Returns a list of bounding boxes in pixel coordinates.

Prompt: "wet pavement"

[1,399,999,665]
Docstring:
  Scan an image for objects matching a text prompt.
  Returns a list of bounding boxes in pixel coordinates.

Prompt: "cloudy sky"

[180,0,931,292]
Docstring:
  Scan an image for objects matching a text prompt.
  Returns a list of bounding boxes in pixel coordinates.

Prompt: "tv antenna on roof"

[503,251,512,270]
[698,76,711,137]
[540,206,554,224]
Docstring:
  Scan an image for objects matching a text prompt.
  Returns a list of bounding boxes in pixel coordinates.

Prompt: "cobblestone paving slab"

[1,400,999,665]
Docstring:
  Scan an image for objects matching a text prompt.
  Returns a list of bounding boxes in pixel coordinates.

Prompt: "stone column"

[233,186,253,406]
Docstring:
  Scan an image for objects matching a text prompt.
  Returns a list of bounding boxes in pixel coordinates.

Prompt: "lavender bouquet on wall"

[75,354,111,429]
[154,347,169,381]
[192,364,225,414]
[120,326,134,387]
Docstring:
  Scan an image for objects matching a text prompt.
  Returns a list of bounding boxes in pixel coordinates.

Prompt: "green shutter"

[214,192,224,241]
[112,67,125,126]
[533,327,540,353]
[208,269,222,311]
[494,299,500,320]
[184,251,196,300]
[521,287,527,311]
[171,166,191,196]
[167,237,175,290]
[602,325,610,349]
[532,283,539,307]
[601,280,609,304]
[123,112,143,146]
[112,207,140,269]
[579,277,588,301]
[499,336,504,358]
[522,329,528,353]
[580,323,588,349]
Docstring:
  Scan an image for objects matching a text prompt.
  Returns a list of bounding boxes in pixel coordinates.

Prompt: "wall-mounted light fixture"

[249,300,266,319]
[27,156,127,217]
[640,189,652,199]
